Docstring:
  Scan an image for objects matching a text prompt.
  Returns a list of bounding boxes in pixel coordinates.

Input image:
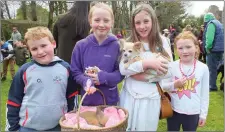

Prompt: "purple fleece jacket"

[70,34,124,106]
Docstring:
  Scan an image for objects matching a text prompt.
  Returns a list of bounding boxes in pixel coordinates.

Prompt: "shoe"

[210,89,218,92]
[1,77,6,81]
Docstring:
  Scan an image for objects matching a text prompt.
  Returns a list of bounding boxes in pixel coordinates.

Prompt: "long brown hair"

[129,3,169,58]
[174,31,200,59]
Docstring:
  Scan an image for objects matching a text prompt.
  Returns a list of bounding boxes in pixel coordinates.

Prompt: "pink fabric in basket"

[103,107,125,127]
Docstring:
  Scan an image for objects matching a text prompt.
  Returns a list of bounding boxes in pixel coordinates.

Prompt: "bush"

[1,19,47,41]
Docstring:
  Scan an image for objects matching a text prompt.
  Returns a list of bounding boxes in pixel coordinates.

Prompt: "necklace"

[179,59,196,78]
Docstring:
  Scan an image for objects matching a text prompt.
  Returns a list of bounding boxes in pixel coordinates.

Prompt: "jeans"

[19,125,61,131]
[206,52,223,90]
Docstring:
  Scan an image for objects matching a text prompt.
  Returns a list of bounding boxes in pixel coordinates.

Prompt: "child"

[119,3,172,131]
[70,2,124,106]
[162,31,209,131]
[6,26,79,131]
[5,40,29,67]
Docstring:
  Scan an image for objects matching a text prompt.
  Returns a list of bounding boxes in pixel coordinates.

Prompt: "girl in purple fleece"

[70,2,124,106]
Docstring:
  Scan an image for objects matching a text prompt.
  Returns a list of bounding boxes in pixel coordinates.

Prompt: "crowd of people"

[1,2,224,132]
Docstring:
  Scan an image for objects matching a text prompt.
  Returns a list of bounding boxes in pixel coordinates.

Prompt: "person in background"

[53,1,90,63]
[0,40,15,81]
[116,31,123,39]
[163,29,171,48]
[198,25,206,63]
[4,40,29,67]
[10,26,22,45]
[169,24,177,60]
[203,12,224,91]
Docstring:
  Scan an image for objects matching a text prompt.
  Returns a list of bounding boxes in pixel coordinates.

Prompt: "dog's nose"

[124,54,127,57]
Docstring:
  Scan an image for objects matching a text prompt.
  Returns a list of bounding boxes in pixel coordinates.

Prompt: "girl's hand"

[174,76,187,88]
[198,118,206,127]
[85,87,97,95]
[86,73,100,85]
[131,73,148,82]
[143,57,168,75]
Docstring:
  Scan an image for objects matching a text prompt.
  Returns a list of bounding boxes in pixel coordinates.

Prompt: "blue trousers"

[19,124,61,131]
[167,111,199,131]
[206,52,223,90]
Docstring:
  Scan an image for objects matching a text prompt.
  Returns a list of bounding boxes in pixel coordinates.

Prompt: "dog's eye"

[128,50,132,53]
[122,49,125,52]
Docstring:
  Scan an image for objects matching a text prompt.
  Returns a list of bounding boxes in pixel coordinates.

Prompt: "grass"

[1,62,224,131]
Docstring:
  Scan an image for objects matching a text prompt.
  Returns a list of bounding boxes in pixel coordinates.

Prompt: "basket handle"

[76,88,106,130]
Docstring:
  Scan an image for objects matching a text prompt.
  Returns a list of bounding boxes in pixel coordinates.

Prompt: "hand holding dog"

[86,73,100,85]
[143,56,168,75]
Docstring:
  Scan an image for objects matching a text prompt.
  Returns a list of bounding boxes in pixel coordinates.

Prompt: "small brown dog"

[79,107,109,127]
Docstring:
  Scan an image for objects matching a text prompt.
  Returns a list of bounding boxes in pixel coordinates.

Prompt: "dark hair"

[58,1,90,36]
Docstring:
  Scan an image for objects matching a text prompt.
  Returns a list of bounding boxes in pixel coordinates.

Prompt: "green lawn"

[1,65,224,131]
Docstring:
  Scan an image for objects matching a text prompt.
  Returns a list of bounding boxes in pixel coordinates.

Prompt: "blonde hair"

[174,31,200,59]
[24,26,55,46]
[129,3,170,58]
[88,2,114,34]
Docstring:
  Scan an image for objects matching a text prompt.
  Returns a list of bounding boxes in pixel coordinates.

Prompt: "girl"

[162,31,209,131]
[70,2,124,106]
[119,3,172,131]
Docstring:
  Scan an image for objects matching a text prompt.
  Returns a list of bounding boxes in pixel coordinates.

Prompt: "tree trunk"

[58,1,63,14]
[1,8,4,19]
[31,1,37,21]
[48,1,54,31]
[54,2,58,16]
[4,1,11,19]
[21,1,27,20]
[63,1,68,12]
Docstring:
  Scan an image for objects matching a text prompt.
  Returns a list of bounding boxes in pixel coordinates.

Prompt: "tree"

[4,1,11,19]
[48,1,54,30]
[21,1,27,20]
[31,1,37,21]
[16,3,49,22]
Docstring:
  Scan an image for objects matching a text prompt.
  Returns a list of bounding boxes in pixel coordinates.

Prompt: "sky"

[186,1,224,16]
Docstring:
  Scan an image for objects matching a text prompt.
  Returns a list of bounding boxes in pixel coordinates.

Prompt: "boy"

[3,40,29,67]
[6,26,79,131]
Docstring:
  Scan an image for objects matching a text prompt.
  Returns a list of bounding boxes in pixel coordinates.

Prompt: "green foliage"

[1,19,47,40]
[16,3,49,23]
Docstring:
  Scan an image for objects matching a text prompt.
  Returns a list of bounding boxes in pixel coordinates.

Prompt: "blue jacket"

[203,19,224,53]
[6,56,79,131]
[70,34,124,106]
[1,41,11,58]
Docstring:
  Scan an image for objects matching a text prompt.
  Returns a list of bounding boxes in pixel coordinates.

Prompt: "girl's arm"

[200,65,209,120]
[70,41,94,88]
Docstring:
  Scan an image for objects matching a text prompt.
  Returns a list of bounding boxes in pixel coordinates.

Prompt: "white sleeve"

[162,36,173,61]
[6,45,14,58]
[200,65,209,119]
[119,60,144,76]
[161,62,175,91]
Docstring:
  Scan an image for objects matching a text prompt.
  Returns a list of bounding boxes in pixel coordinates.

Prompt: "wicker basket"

[59,88,129,131]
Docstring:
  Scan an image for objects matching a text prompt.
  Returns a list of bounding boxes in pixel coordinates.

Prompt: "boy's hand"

[174,76,187,88]
[198,118,206,127]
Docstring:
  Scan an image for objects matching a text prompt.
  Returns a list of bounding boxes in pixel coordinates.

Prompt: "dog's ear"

[118,39,125,52]
[133,42,142,51]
